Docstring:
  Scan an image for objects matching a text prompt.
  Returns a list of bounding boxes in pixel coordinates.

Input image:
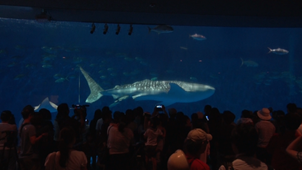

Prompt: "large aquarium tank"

[0,17,301,124]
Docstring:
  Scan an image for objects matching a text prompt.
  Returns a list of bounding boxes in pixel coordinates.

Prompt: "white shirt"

[53,120,60,141]
[95,118,103,131]
[44,150,87,170]
[232,156,268,170]
[0,123,17,150]
[144,128,163,146]
[107,125,133,155]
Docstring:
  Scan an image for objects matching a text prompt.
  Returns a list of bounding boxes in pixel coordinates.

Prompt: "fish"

[79,67,215,106]
[148,25,173,34]
[240,58,259,67]
[189,34,206,41]
[190,77,198,81]
[180,47,188,50]
[151,77,158,81]
[42,64,53,68]
[34,97,58,113]
[54,74,64,79]
[109,95,130,108]
[55,77,68,83]
[14,74,25,80]
[268,47,289,55]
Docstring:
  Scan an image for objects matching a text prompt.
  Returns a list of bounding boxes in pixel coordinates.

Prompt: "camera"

[72,104,89,110]
[156,105,163,109]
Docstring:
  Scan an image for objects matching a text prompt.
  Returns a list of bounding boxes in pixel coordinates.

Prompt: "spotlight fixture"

[128,24,133,35]
[103,24,108,34]
[116,24,121,35]
[90,23,96,34]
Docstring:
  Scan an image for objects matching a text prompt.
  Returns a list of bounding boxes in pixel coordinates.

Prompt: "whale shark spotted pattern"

[80,67,215,106]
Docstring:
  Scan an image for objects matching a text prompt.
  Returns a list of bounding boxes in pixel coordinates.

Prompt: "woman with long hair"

[107,112,134,170]
[44,127,87,170]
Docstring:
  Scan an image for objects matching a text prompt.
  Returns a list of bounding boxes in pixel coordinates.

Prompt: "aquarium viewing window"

[0,17,301,123]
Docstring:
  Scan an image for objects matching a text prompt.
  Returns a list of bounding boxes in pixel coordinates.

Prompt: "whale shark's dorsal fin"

[80,67,104,103]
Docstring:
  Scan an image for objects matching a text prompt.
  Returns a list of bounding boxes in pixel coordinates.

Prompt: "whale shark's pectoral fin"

[49,101,58,110]
[109,95,130,108]
[168,83,186,94]
[132,93,148,100]
[155,83,187,106]
[34,97,58,113]
[109,102,119,108]
[112,94,119,99]
[34,104,41,111]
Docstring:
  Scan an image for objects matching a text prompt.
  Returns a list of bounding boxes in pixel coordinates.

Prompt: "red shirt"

[186,154,210,170]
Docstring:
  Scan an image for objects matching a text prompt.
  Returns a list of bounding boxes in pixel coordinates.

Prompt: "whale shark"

[80,67,215,106]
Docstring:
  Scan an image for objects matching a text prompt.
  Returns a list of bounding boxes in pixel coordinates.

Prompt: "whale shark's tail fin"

[80,67,104,103]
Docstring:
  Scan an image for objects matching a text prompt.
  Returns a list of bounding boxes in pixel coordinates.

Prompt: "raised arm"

[286,136,302,162]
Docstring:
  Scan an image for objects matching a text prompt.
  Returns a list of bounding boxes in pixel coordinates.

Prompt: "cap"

[186,128,212,142]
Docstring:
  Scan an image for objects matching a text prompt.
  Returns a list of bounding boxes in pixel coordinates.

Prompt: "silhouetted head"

[241,110,253,119]
[39,108,52,120]
[59,126,76,146]
[223,111,235,124]
[285,113,302,131]
[126,109,135,121]
[93,109,102,120]
[1,110,12,122]
[272,110,285,121]
[31,111,43,127]
[231,123,258,156]
[168,108,177,118]
[57,103,69,116]
[102,106,112,115]
[191,113,198,122]
[185,128,211,157]
[209,107,220,121]
[287,103,297,114]
[113,111,124,123]
[204,105,212,114]
[133,106,144,117]
[21,105,34,119]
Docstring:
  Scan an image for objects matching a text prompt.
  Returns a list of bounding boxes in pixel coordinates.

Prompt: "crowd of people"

[1,102,302,170]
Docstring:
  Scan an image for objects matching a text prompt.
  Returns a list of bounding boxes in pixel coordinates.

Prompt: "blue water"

[0,18,301,124]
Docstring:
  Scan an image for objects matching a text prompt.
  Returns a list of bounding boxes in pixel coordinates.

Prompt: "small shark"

[80,67,215,106]
[34,97,58,113]
[268,47,289,55]
[189,34,206,41]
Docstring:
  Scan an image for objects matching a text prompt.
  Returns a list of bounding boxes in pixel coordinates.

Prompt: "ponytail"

[58,127,75,168]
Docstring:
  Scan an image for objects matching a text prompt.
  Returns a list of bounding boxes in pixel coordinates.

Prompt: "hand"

[144,112,151,116]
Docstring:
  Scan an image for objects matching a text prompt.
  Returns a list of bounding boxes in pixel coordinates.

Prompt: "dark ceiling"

[0,0,302,27]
